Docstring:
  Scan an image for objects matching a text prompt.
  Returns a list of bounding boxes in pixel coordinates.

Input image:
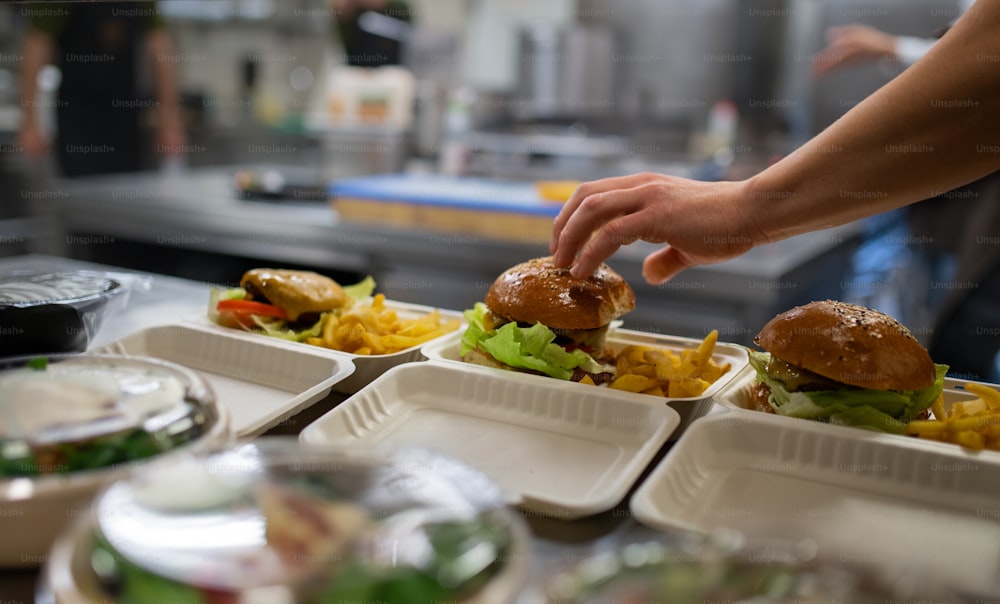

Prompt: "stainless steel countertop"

[0,253,670,604]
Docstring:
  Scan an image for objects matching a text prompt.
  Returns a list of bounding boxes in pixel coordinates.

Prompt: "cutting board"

[330,174,563,244]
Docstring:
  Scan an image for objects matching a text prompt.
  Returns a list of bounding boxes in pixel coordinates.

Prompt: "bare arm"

[812,24,899,76]
[748,0,1000,242]
[144,27,186,155]
[18,29,54,157]
[551,0,1000,283]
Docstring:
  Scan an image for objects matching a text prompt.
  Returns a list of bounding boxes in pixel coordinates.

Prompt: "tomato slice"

[216,299,287,320]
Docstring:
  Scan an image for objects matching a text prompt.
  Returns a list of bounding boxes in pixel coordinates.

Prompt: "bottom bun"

[747,382,775,414]
[462,347,523,373]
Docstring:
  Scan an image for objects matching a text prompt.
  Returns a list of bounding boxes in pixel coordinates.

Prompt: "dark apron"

[54,3,146,177]
[908,172,1000,382]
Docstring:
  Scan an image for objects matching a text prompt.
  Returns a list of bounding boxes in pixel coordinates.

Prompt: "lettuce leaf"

[747,350,948,434]
[251,314,324,342]
[343,276,376,302]
[460,302,607,380]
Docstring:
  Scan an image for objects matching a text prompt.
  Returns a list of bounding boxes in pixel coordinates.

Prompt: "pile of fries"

[907,382,1000,450]
[580,329,731,398]
[305,294,461,356]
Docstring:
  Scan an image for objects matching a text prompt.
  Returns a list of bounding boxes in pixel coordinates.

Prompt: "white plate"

[629,411,1000,598]
[95,323,354,437]
[421,328,749,437]
[189,299,463,393]
[300,361,681,519]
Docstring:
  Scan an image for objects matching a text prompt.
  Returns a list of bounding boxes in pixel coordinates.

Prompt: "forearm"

[747,0,1000,243]
[145,29,182,123]
[19,30,53,129]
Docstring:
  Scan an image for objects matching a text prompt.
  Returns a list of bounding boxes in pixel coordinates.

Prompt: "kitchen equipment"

[330,173,562,244]
[516,23,616,121]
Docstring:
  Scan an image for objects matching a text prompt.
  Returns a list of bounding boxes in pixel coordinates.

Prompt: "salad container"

[0,270,135,356]
[0,354,230,567]
[544,530,961,603]
[42,439,532,604]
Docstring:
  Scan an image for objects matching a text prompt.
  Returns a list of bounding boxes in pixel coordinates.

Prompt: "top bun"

[754,299,935,391]
[485,256,635,330]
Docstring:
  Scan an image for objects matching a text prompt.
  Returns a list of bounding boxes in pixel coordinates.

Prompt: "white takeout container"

[190,298,463,393]
[629,410,1000,598]
[0,354,230,569]
[300,361,682,519]
[421,327,749,437]
[94,323,354,437]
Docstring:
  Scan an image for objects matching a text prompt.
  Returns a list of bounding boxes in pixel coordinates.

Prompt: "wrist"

[738,174,797,246]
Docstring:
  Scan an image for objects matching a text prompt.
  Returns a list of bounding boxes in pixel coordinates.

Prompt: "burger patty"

[762,355,849,392]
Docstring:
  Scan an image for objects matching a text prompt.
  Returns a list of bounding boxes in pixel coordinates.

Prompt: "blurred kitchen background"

[0,0,972,348]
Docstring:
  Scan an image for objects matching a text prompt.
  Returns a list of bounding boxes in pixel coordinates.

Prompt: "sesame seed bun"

[754,299,935,391]
[484,256,635,330]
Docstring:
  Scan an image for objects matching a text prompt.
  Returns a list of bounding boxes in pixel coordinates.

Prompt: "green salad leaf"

[343,275,377,302]
[460,302,606,380]
[250,314,324,342]
[747,350,948,433]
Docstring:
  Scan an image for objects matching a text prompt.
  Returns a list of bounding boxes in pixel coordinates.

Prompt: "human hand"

[549,173,764,285]
[813,24,897,77]
[18,123,49,158]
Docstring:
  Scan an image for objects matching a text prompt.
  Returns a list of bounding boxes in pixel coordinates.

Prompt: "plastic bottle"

[438,86,475,176]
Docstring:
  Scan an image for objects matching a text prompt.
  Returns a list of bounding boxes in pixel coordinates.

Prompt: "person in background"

[332,0,412,68]
[812,0,1000,382]
[18,1,185,177]
[549,0,1000,381]
[812,0,976,76]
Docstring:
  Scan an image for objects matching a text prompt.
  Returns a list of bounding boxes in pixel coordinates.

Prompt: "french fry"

[907,383,1000,451]
[597,330,731,399]
[610,374,658,393]
[966,382,1000,410]
[313,297,459,355]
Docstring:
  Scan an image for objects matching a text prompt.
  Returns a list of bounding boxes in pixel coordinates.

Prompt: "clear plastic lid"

[0,270,146,356]
[545,530,961,604]
[0,354,218,477]
[89,439,530,604]
[0,271,123,307]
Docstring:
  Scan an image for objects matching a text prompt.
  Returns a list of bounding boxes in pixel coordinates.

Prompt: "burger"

[239,268,347,322]
[210,268,372,339]
[460,256,635,382]
[747,299,947,433]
